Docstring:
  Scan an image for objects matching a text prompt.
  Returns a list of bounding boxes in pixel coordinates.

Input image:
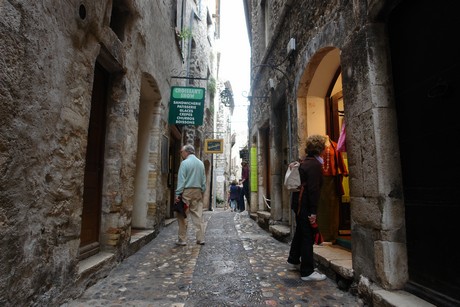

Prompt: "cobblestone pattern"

[62,209,365,306]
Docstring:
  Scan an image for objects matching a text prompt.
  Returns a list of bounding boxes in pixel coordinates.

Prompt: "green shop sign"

[168,86,205,126]
[250,146,258,192]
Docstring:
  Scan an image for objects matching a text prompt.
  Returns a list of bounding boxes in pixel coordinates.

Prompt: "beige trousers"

[176,188,205,243]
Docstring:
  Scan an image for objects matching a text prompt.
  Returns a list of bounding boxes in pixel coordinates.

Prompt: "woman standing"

[241,161,250,207]
[287,135,327,281]
[228,180,240,212]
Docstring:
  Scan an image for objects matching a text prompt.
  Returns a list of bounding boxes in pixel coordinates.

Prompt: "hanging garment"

[337,120,347,152]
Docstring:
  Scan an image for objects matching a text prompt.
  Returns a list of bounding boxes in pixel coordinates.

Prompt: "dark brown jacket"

[291,156,323,219]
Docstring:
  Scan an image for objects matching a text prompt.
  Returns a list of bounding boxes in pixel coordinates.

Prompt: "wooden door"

[263,128,270,199]
[79,62,109,259]
[168,138,181,217]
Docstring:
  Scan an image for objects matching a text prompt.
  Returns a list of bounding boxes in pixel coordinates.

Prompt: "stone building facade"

[0,0,219,305]
[243,0,459,306]
[213,81,235,206]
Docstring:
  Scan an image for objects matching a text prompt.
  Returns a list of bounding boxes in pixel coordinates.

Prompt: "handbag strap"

[297,185,305,215]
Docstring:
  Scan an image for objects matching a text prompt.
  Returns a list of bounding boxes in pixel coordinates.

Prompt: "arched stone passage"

[132,73,162,229]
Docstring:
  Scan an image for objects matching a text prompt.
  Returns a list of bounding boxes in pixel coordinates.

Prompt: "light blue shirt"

[175,154,206,195]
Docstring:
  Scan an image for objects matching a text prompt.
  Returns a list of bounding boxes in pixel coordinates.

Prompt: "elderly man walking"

[174,144,207,246]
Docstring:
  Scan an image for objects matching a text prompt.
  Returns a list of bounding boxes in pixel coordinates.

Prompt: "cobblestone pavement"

[62,209,366,307]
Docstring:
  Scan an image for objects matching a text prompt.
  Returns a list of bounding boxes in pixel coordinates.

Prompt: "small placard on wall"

[204,139,223,154]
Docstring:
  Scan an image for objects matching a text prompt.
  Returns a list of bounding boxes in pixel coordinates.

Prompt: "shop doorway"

[168,126,182,218]
[325,71,351,242]
[297,48,350,246]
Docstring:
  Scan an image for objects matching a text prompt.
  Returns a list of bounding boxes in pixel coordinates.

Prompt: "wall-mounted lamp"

[220,80,234,107]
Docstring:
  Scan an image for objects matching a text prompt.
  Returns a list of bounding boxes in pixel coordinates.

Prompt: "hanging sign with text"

[168,86,205,126]
[204,139,224,154]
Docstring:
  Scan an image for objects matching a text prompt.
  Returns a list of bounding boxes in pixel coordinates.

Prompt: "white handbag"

[284,161,301,191]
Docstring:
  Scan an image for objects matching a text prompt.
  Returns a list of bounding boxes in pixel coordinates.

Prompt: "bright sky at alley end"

[219,0,251,130]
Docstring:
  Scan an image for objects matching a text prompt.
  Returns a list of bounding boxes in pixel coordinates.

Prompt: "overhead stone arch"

[296,47,341,156]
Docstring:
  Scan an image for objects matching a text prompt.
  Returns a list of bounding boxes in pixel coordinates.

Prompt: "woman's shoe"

[300,271,326,281]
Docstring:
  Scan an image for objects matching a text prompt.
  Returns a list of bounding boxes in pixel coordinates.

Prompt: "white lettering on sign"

[176,119,195,124]
[173,88,204,99]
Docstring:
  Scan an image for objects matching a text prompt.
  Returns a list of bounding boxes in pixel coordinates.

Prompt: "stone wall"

[0,0,217,305]
[246,0,410,305]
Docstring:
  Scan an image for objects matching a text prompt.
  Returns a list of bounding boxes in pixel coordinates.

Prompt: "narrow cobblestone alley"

[62,209,365,307]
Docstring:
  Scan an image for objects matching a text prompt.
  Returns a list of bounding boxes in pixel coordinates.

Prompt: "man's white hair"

[183,144,195,154]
